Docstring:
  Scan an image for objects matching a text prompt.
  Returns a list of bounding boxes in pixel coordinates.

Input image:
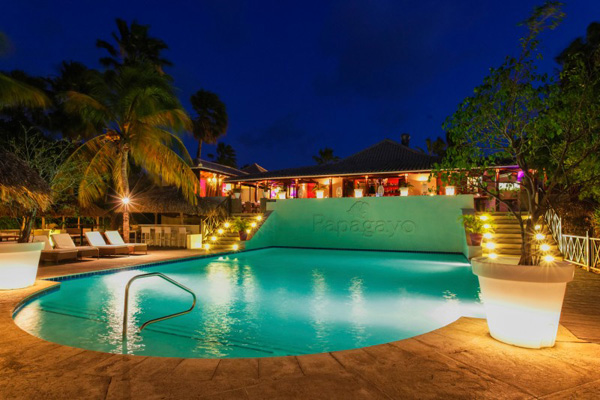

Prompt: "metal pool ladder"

[122,272,197,341]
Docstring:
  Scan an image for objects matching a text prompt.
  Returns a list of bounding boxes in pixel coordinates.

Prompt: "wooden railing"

[544,207,600,272]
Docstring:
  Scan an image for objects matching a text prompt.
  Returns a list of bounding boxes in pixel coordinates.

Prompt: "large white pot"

[0,242,44,290]
[472,257,574,348]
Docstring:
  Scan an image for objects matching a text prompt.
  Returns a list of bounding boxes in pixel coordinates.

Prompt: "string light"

[543,255,555,262]
[479,215,489,221]
[488,253,498,260]
[224,222,230,228]
[232,244,239,251]
[204,243,210,250]
[217,229,224,235]
[485,242,496,250]
[245,229,251,234]
[483,232,493,239]
[250,222,257,228]
[535,224,541,231]
[210,236,217,242]
[257,216,262,221]
[483,224,491,230]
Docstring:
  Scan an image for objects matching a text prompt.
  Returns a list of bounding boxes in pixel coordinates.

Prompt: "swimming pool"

[14,248,483,358]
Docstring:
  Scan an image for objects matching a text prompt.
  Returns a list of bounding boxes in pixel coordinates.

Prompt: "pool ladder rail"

[122,272,197,341]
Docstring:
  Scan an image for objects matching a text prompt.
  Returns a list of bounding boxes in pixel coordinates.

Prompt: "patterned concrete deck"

[1,251,599,399]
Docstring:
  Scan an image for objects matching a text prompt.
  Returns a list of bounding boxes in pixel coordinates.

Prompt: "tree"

[418,136,448,157]
[313,147,340,165]
[0,71,49,109]
[62,65,197,241]
[209,142,237,168]
[96,18,172,74]
[439,2,600,265]
[190,89,228,161]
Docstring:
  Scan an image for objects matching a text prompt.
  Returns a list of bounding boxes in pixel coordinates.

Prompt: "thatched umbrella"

[0,151,51,211]
[123,187,222,215]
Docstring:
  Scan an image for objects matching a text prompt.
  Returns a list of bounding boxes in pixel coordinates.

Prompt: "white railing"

[544,207,599,272]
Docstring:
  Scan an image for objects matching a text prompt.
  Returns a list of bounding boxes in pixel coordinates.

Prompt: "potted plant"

[438,5,581,349]
[312,183,328,199]
[277,185,287,199]
[459,214,486,246]
[398,181,412,197]
[232,187,242,199]
[230,217,251,241]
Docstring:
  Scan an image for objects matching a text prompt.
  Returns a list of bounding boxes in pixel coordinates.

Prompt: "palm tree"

[313,147,340,165]
[190,89,228,161]
[212,142,237,168]
[96,18,172,74]
[62,65,196,241]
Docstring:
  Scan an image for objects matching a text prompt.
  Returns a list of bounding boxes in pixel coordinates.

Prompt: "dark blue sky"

[2,1,599,170]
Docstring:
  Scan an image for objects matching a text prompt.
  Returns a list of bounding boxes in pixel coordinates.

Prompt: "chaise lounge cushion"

[84,231,129,256]
[104,231,148,254]
[51,233,100,259]
[33,235,78,263]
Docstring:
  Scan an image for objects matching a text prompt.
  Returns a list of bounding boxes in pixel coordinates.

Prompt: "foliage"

[209,142,237,168]
[592,208,600,237]
[437,2,600,264]
[0,71,50,109]
[312,182,329,192]
[0,217,20,230]
[313,147,340,165]
[230,216,250,233]
[190,89,228,160]
[459,214,488,234]
[96,18,172,74]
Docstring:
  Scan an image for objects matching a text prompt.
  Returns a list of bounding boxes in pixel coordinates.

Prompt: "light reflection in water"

[310,269,331,342]
[198,259,240,356]
[348,277,367,345]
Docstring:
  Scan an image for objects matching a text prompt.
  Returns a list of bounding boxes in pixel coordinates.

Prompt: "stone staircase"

[481,212,561,258]
[207,213,267,252]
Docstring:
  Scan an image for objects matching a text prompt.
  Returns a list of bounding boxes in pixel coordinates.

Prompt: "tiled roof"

[225,139,439,182]
[193,159,247,177]
[241,163,268,174]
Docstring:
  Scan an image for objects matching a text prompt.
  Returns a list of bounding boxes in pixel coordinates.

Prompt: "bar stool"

[141,227,152,245]
[177,227,187,248]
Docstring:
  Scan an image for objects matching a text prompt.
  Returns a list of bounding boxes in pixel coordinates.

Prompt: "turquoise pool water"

[14,248,483,358]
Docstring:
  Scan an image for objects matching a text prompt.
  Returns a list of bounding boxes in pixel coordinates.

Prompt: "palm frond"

[0,73,50,109]
[63,91,111,125]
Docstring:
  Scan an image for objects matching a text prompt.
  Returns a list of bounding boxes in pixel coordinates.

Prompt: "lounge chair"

[51,233,100,259]
[33,235,78,264]
[105,231,148,254]
[84,231,129,256]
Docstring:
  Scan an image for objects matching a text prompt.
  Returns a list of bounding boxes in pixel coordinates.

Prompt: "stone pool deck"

[1,251,599,399]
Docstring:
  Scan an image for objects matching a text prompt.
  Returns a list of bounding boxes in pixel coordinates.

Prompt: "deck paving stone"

[2,251,600,398]
[258,356,304,380]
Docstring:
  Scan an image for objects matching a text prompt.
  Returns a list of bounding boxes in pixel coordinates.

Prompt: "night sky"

[2,1,599,170]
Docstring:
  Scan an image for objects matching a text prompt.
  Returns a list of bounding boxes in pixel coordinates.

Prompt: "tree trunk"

[519,217,535,265]
[121,150,130,243]
[18,208,37,243]
[196,140,203,161]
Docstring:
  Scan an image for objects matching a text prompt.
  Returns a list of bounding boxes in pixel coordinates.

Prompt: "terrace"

[0,254,599,398]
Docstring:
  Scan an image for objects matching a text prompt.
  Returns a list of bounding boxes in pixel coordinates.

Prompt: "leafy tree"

[209,142,237,168]
[190,89,228,161]
[61,65,197,241]
[0,71,49,110]
[96,18,172,74]
[313,147,340,165]
[418,136,448,157]
[438,2,600,265]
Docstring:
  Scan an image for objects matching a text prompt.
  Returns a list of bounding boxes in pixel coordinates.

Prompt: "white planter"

[0,242,44,289]
[315,189,324,199]
[263,191,269,198]
[277,192,286,200]
[233,192,241,199]
[354,188,363,198]
[399,187,409,197]
[472,257,574,348]
[445,186,455,196]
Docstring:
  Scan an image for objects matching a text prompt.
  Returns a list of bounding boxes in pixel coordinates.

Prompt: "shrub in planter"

[459,214,487,246]
[230,217,251,241]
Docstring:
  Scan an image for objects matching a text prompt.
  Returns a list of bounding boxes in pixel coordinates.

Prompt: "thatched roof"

[120,187,225,215]
[0,151,51,210]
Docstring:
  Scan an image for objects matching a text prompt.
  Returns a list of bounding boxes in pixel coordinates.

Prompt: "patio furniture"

[84,231,129,256]
[105,231,147,255]
[141,226,153,245]
[51,233,100,259]
[33,235,78,264]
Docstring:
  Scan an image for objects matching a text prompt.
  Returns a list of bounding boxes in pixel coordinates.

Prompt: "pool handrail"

[122,272,197,341]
